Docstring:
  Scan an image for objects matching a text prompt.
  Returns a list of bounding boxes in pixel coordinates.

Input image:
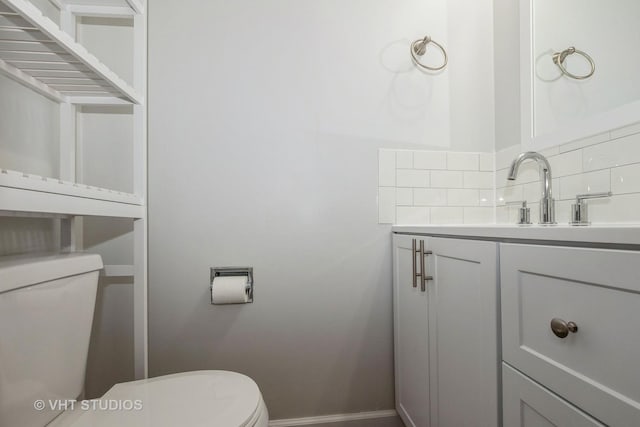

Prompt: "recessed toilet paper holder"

[210,267,254,304]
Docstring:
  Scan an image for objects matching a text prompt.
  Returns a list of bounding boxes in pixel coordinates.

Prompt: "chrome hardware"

[419,240,426,291]
[412,239,432,291]
[552,47,595,80]
[419,240,433,292]
[410,35,448,72]
[550,318,578,338]
[570,192,612,225]
[508,152,555,224]
[412,239,418,288]
[507,200,531,225]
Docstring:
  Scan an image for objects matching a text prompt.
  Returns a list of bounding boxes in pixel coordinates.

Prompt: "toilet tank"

[0,253,103,427]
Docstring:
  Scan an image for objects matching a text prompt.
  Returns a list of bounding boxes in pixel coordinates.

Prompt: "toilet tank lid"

[0,253,103,294]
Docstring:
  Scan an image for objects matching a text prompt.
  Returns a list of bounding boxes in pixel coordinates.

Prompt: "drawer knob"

[550,318,578,338]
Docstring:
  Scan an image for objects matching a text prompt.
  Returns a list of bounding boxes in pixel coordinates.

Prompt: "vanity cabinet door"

[393,234,430,427]
[503,364,604,427]
[428,237,499,427]
[501,244,640,427]
[393,234,499,427]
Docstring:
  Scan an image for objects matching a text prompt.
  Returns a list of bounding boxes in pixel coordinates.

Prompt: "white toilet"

[0,253,268,427]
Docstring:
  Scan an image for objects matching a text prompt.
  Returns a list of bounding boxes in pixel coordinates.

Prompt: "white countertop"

[392,224,640,246]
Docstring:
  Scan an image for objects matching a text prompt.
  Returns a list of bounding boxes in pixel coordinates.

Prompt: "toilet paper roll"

[211,276,250,304]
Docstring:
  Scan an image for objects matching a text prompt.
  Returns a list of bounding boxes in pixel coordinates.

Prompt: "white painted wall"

[149,0,495,419]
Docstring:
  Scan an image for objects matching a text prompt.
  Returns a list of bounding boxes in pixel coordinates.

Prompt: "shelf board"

[0,169,144,218]
[51,0,143,17]
[0,0,142,104]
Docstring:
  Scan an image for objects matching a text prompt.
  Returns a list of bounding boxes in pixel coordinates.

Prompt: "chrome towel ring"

[410,35,448,71]
[552,47,595,80]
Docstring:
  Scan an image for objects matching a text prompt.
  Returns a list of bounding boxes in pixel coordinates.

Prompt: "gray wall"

[148,0,494,420]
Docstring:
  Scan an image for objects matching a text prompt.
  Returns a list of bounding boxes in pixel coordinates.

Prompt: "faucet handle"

[570,192,612,225]
[506,200,531,225]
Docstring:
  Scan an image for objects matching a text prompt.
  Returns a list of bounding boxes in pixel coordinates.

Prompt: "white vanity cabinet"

[500,243,640,427]
[393,234,499,427]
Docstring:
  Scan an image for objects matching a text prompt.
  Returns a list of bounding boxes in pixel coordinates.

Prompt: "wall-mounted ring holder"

[552,46,595,80]
[210,267,254,304]
[410,35,448,71]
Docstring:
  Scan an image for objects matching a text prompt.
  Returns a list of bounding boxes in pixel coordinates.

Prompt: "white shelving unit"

[0,0,142,103]
[0,0,148,379]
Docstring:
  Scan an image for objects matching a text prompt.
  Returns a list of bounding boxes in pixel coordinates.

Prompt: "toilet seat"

[50,371,268,427]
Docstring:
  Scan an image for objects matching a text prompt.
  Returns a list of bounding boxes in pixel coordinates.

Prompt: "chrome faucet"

[507,152,556,224]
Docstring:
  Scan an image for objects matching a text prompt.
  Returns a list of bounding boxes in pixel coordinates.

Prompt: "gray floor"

[293,415,405,427]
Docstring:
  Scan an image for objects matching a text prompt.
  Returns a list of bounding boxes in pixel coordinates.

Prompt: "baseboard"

[268,409,398,427]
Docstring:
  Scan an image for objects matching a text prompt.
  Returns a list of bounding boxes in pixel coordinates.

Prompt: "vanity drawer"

[500,244,640,427]
[503,363,604,427]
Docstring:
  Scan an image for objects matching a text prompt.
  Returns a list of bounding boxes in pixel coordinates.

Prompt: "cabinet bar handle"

[419,241,426,291]
[412,239,418,288]
[421,244,433,292]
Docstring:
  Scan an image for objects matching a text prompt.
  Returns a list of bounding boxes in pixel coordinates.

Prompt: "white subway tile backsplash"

[397,169,429,188]
[431,207,464,224]
[539,146,560,157]
[396,187,413,206]
[447,152,479,170]
[559,170,610,200]
[378,150,396,186]
[611,163,640,195]
[378,187,396,223]
[464,207,494,224]
[496,145,521,170]
[414,188,447,206]
[431,170,463,188]
[559,132,610,153]
[495,168,511,187]
[479,189,495,206]
[523,181,541,204]
[496,206,512,223]
[523,178,560,203]
[396,151,413,169]
[583,133,640,171]
[414,151,447,170]
[380,126,640,226]
[589,193,640,223]
[555,199,573,225]
[479,152,495,172]
[610,122,640,140]
[396,207,430,224]
[463,171,494,189]
[496,185,524,206]
[548,150,583,177]
[448,189,480,206]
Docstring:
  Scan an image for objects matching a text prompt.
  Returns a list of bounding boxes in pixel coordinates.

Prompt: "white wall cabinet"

[393,234,499,427]
[501,243,640,427]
